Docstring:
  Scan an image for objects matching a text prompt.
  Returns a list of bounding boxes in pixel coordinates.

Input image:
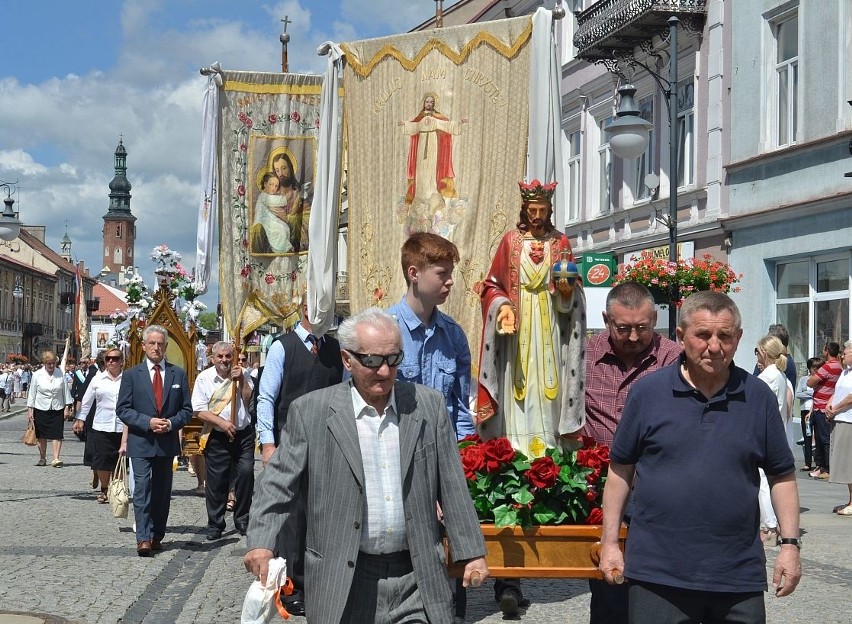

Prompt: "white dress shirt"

[27,367,72,411]
[76,370,124,433]
[350,382,408,554]
[191,366,253,430]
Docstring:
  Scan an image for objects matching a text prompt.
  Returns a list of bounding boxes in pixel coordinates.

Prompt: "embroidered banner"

[217,71,325,337]
[341,16,533,364]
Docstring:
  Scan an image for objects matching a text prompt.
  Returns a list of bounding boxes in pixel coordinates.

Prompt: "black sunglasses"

[347,350,404,369]
[105,355,123,362]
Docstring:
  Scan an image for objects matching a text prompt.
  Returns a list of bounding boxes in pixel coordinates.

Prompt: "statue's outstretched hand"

[496,304,516,335]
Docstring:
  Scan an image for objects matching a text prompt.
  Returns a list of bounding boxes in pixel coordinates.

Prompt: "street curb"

[0,406,27,421]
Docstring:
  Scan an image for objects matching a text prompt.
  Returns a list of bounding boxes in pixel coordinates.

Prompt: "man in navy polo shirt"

[599,291,801,623]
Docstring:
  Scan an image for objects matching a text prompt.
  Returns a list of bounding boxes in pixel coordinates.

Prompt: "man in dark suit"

[117,325,192,557]
[245,308,489,624]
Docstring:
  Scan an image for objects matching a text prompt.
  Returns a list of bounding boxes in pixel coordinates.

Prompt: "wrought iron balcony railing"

[574,0,707,62]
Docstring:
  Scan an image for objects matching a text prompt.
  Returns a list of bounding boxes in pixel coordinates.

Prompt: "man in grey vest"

[256,297,343,616]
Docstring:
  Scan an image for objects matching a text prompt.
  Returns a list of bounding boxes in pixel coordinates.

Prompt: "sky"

[0,0,436,309]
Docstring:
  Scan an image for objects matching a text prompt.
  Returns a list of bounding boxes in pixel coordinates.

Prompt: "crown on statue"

[518,179,557,203]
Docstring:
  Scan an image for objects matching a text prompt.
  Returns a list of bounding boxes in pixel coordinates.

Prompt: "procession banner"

[341,15,533,364]
[217,70,326,338]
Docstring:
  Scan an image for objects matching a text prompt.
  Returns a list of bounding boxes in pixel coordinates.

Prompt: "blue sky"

[0,0,432,308]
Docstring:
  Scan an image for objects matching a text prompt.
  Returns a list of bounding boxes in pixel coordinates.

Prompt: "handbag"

[108,455,131,519]
[22,421,37,446]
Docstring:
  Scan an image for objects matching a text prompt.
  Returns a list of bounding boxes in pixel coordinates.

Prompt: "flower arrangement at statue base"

[448,435,620,579]
[613,251,742,308]
[459,435,608,528]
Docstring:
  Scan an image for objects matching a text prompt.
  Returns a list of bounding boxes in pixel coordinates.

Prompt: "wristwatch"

[778,537,802,549]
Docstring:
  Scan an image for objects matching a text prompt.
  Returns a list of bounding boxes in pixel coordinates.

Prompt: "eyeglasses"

[238,357,247,362]
[347,350,404,369]
[105,355,122,362]
[610,323,652,337]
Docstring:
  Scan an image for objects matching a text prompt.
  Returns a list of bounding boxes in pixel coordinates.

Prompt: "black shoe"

[284,599,305,616]
[235,526,247,536]
[497,588,529,616]
[205,529,223,541]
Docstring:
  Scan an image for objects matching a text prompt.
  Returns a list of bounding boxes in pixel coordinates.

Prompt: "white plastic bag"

[241,557,289,623]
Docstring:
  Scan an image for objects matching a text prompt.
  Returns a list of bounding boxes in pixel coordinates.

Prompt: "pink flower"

[268,113,278,124]
[237,185,246,197]
[240,265,251,278]
[264,273,275,284]
[244,118,253,128]
[373,287,384,302]
[239,143,247,152]
[238,112,248,123]
[290,111,301,123]
[314,117,320,129]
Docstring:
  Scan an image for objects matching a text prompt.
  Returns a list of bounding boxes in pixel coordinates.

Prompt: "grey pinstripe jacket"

[247,380,486,624]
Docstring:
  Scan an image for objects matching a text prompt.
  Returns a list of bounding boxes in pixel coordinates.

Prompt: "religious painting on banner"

[217,71,328,337]
[341,15,533,363]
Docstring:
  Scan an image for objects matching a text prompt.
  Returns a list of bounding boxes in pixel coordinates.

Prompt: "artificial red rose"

[525,456,559,489]
[460,434,481,444]
[577,449,601,469]
[585,489,598,502]
[290,111,301,123]
[237,184,246,197]
[482,437,516,472]
[459,445,485,480]
[584,507,603,525]
[264,273,275,284]
[239,265,251,278]
[585,468,602,484]
[268,113,278,124]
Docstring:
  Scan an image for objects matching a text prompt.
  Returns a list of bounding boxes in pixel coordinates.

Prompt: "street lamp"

[605,16,680,339]
[0,182,23,242]
[13,276,23,355]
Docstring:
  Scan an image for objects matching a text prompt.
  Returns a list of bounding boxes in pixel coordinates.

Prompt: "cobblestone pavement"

[1,408,850,623]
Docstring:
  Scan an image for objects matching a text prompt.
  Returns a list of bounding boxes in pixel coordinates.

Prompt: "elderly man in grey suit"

[245,308,489,623]
[117,325,192,557]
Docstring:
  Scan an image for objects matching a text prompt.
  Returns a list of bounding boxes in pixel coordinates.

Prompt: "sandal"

[36,458,47,467]
[836,505,852,516]
[96,490,109,504]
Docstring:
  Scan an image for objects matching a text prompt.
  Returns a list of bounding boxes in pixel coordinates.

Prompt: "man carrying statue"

[474,179,587,615]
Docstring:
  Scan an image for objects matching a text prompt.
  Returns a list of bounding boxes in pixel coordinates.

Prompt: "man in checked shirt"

[583,281,681,624]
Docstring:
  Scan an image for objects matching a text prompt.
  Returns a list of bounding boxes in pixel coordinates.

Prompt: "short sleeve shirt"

[611,359,795,592]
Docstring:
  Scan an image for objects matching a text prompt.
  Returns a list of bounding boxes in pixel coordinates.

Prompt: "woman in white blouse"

[27,351,73,467]
[72,348,126,503]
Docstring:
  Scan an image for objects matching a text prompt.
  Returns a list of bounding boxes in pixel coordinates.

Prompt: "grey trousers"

[341,552,428,624]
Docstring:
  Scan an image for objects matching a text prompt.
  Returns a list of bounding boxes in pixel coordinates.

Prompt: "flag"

[75,268,91,358]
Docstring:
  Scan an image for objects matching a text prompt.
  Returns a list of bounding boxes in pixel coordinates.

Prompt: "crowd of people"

[17,183,852,624]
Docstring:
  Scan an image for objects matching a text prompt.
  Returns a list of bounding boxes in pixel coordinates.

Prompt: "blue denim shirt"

[387,297,475,438]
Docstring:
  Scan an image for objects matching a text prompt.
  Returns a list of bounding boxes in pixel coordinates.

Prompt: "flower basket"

[613,252,742,308]
[448,436,621,578]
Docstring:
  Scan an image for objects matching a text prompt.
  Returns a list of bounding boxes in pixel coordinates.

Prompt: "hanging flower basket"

[613,252,743,308]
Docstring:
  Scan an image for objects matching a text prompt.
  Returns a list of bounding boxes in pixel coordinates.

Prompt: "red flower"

[290,111,301,123]
[264,273,275,284]
[239,143,247,152]
[237,185,246,197]
[482,437,516,473]
[460,434,481,444]
[525,456,559,489]
[268,113,278,124]
[314,117,320,129]
[460,445,486,480]
[244,118,253,128]
[585,489,598,502]
[238,112,248,123]
[239,265,251,278]
[584,507,603,525]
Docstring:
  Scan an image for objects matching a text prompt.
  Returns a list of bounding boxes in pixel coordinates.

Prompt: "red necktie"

[153,364,163,412]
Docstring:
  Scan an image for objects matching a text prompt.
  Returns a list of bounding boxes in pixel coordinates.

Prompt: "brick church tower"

[101,138,136,285]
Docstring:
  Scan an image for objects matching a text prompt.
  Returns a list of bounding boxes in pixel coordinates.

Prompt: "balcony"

[87,298,100,313]
[574,0,707,62]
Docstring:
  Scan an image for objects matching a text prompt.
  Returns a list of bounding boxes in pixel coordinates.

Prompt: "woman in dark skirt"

[27,352,73,467]
[73,348,126,503]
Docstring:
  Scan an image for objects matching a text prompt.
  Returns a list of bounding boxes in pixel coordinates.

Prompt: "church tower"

[101,138,137,284]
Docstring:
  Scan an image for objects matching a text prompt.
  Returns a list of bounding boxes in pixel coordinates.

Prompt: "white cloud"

[0,149,49,177]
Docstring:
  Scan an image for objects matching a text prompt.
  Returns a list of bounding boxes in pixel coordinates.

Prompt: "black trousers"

[203,425,255,532]
[588,578,629,624]
[629,581,764,624]
[811,409,831,471]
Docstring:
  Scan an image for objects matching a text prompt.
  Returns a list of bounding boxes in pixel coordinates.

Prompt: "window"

[128,247,133,258]
[676,79,695,187]
[564,129,581,222]
[598,118,612,214]
[104,247,109,257]
[114,247,123,264]
[116,224,122,238]
[631,97,654,201]
[774,13,799,146]
[776,255,850,372]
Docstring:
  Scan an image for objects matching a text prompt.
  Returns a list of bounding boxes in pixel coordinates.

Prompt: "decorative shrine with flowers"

[613,251,743,308]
